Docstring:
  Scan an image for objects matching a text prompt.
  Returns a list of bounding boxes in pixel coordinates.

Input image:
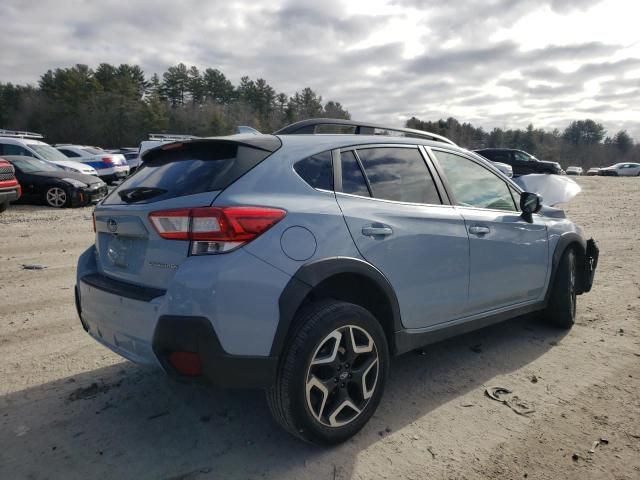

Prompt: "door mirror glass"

[520,191,542,214]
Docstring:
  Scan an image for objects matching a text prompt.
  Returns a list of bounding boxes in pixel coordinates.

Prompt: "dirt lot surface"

[1,177,639,480]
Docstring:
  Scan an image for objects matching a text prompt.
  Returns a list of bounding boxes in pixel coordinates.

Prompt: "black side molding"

[394,302,544,354]
[271,257,403,357]
[80,273,166,302]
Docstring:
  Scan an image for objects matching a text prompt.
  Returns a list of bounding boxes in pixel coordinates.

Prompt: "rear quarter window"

[293,151,333,190]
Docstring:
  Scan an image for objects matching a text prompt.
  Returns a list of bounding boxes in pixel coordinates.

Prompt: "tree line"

[0,63,350,147]
[406,117,637,169]
[0,63,636,169]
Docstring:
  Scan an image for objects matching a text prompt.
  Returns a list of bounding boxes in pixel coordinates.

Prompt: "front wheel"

[543,249,577,329]
[267,300,389,445]
[45,186,70,208]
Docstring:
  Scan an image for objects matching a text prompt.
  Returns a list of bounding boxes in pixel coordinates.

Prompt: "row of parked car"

[473,147,640,177]
[1,127,638,213]
[0,130,192,211]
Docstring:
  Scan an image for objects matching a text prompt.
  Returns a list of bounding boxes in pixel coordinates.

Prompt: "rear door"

[94,139,280,289]
[430,148,549,314]
[335,145,469,329]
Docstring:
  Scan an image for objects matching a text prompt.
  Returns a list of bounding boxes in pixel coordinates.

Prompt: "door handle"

[469,225,490,235]
[362,226,393,237]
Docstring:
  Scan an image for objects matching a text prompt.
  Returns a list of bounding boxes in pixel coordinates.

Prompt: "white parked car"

[0,130,98,176]
[566,166,583,176]
[586,168,600,176]
[56,145,129,183]
[598,162,640,177]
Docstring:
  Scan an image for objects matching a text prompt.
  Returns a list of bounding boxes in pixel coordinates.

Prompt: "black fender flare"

[545,232,586,302]
[270,257,402,357]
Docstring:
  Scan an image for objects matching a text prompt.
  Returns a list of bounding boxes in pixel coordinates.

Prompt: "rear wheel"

[267,300,389,445]
[45,186,70,208]
[0,201,8,213]
[544,249,577,329]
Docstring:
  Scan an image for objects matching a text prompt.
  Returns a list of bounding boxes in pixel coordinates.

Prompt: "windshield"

[81,147,103,155]
[29,143,73,163]
[10,157,62,173]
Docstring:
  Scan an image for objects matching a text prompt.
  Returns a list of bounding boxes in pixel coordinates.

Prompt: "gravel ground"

[0,177,638,480]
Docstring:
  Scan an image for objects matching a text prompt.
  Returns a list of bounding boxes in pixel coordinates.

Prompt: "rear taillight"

[102,156,113,165]
[149,206,286,254]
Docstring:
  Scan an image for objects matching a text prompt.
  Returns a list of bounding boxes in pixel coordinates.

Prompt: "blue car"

[76,119,598,445]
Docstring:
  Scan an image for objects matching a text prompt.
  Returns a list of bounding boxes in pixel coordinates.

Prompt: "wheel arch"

[546,233,587,301]
[272,257,402,357]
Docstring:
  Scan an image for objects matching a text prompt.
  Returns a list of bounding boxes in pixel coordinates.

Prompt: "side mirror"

[520,192,542,222]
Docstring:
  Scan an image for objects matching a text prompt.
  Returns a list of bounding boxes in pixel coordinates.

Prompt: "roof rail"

[0,129,44,139]
[273,118,457,146]
[148,133,198,141]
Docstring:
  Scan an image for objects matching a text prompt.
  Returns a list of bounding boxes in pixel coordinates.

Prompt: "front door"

[431,148,549,314]
[335,146,469,329]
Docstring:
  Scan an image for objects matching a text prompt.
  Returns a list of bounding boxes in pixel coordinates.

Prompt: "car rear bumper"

[75,246,289,388]
[75,277,279,387]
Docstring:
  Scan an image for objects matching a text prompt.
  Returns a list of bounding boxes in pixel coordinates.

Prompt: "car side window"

[492,151,511,163]
[340,150,370,197]
[59,149,80,158]
[1,144,33,156]
[514,152,530,162]
[433,150,517,211]
[356,147,441,204]
[293,151,333,190]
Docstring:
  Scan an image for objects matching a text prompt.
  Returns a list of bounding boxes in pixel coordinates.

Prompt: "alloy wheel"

[305,325,379,428]
[46,187,67,208]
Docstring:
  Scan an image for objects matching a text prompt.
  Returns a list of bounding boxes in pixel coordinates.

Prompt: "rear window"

[104,140,278,204]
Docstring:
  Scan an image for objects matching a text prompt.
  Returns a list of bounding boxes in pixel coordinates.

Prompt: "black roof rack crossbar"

[273,118,457,146]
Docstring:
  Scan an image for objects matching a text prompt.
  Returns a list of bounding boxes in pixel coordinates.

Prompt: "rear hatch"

[94,136,281,290]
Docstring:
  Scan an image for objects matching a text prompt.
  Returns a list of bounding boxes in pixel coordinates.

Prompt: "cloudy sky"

[1,0,639,137]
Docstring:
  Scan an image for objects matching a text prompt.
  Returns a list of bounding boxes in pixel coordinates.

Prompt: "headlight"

[62,178,88,188]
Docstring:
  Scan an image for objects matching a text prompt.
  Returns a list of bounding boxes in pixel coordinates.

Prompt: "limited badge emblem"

[107,218,118,233]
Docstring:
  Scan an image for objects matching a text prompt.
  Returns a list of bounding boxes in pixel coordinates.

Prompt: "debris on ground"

[68,382,116,401]
[485,386,535,416]
[531,375,539,383]
[21,263,47,270]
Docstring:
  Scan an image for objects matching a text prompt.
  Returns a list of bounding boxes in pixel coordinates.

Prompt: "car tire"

[0,201,8,213]
[44,186,71,208]
[266,300,389,445]
[543,248,577,329]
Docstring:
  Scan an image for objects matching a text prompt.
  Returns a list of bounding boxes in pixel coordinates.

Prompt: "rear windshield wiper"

[118,187,167,203]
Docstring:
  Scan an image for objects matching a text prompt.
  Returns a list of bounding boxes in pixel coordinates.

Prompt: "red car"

[0,157,21,212]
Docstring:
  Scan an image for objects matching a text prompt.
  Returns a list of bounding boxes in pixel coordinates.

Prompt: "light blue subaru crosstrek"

[76,119,598,445]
